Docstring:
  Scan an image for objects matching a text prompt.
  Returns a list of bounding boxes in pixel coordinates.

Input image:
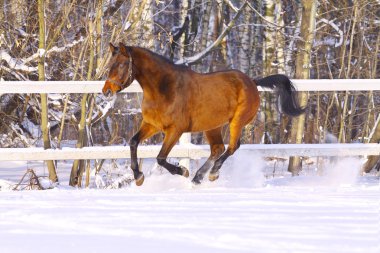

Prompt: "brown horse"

[102,42,305,186]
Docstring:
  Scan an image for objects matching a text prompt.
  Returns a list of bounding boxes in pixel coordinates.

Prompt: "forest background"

[0,0,379,184]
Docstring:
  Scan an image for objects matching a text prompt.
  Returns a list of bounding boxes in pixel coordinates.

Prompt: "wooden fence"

[0,79,379,162]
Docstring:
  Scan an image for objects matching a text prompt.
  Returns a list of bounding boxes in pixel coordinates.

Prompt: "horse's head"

[102,42,135,99]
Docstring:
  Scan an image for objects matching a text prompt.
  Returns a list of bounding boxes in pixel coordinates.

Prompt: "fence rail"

[0,144,379,161]
[0,79,379,94]
[0,80,379,162]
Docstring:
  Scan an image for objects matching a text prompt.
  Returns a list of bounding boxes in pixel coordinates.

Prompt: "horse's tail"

[255,74,306,116]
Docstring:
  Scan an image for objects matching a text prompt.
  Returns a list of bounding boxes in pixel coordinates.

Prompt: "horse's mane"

[131,46,189,71]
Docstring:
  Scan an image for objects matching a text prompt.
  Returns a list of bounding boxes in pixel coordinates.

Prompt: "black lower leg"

[210,151,230,174]
[208,149,234,181]
[130,135,143,181]
[192,141,225,185]
[157,157,189,177]
[209,140,240,177]
[156,130,189,178]
[192,159,215,184]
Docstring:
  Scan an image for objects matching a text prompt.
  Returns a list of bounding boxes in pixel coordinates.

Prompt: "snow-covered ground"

[0,154,379,253]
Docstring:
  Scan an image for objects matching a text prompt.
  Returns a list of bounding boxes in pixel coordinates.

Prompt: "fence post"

[179,133,191,170]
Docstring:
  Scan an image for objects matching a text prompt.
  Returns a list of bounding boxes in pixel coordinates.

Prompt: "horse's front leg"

[157,129,189,178]
[130,121,159,186]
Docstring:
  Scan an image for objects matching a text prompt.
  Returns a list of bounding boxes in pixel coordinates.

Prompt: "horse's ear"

[109,43,117,55]
[119,42,130,56]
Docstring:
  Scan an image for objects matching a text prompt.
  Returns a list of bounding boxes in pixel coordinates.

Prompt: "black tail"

[255,74,306,117]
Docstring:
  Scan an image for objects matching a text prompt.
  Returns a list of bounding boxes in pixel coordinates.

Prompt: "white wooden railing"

[0,79,379,162]
[0,79,379,93]
[0,144,379,161]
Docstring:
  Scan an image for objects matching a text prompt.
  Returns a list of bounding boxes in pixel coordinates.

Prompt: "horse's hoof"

[179,165,189,178]
[191,176,202,185]
[208,172,219,182]
[135,173,145,186]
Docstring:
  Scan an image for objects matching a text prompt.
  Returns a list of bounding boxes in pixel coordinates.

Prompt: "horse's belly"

[190,121,227,132]
[190,106,232,132]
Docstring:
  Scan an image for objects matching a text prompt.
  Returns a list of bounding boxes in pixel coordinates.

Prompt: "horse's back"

[194,69,259,104]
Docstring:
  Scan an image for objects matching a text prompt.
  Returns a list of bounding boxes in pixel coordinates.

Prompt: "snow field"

[0,153,379,253]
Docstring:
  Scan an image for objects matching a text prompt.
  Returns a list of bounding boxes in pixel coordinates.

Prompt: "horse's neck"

[131,47,167,92]
[132,47,159,90]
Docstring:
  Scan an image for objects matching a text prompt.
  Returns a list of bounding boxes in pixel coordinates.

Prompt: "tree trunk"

[96,0,103,73]
[126,0,152,48]
[57,95,69,148]
[261,0,275,144]
[69,93,88,186]
[288,0,316,175]
[346,93,358,142]
[0,1,3,24]
[362,27,380,173]
[338,91,349,142]
[263,0,275,76]
[249,0,261,77]
[362,115,380,173]
[178,0,189,58]
[275,0,285,74]
[238,4,251,74]
[196,0,212,72]
[69,5,98,186]
[38,0,58,183]
[38,0,58,182]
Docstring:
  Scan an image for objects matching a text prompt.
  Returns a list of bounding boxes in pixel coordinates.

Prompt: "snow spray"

[221,151,266,188]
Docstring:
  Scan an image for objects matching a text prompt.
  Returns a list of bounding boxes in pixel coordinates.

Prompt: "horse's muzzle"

[102,88,111,97]
[102,80,118,100]
[102,89,117,102]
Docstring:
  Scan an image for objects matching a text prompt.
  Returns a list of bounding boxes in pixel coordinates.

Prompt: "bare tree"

[288,0,317,175]
[38,0,58,183]
[362,115,380,173]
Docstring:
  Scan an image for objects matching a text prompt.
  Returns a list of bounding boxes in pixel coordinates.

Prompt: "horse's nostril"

[103,89,111,97]
[102,89,113,100]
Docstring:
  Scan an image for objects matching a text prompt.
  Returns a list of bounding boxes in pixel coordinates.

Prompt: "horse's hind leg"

[208,119,245,182]
[192,127,225,184]
[157,129,189,177]
[208,88,260,182]
[130,121,159,186]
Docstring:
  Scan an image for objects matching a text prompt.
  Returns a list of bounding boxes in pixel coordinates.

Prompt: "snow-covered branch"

[316,18,343,47]
[0,50,38,72]
[0,65,27,80]
[24,37,85,64]
[0,37,85,74]
[175,2,247,65]
[223,0,238,12]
